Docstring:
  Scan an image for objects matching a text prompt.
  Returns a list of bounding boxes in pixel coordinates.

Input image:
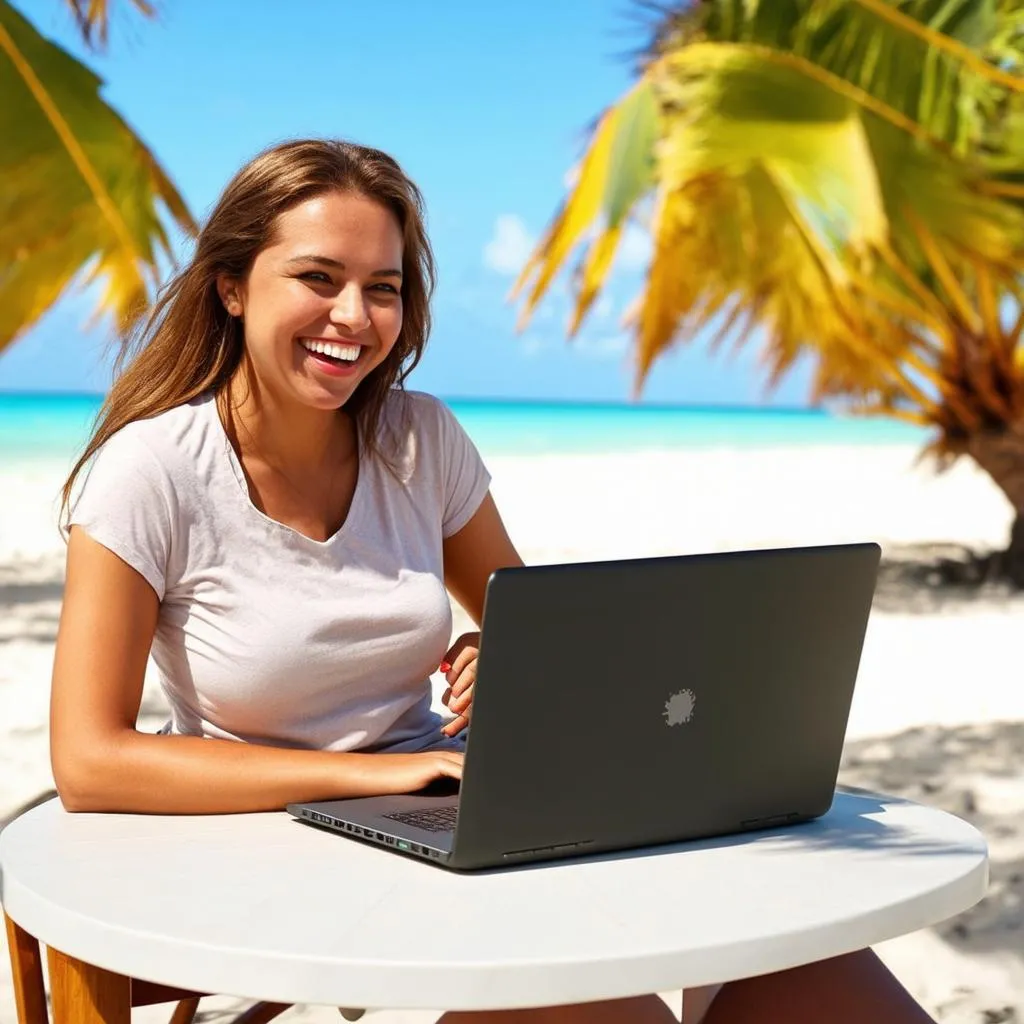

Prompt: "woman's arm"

[50,528,461,814]
[442,491,524,626]
[439,491,524,735]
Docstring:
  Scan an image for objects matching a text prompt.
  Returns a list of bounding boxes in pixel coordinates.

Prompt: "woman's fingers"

[441,642,477,679]
[449,681,474,714]
[438,635,479,737]
[441,697,472,736]
[449,660,476,699]
[441,714,468,738]
[442,675,474,736]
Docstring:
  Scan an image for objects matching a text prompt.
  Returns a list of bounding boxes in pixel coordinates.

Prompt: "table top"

[0,789,988,1011]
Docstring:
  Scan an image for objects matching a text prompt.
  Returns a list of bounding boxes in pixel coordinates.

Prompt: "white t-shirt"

[69,389,492,753]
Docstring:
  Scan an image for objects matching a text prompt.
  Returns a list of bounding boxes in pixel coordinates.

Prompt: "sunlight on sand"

[2,443,1022,1023]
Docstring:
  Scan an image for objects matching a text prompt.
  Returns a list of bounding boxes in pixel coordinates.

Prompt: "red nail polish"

[439,661,451,673]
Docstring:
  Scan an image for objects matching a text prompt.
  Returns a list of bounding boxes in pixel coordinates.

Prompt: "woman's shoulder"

[379,388,457,438]
[383,387,445,417]
[100,392,217,470]
[368,390,458,482]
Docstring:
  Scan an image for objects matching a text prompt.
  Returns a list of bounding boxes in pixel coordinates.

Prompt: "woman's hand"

[439,631,480,737]
[370,751,464,794]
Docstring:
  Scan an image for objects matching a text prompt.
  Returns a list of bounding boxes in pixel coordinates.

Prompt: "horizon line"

[0,388,842,416]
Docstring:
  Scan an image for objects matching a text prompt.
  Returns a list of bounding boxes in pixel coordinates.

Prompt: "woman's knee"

[439,994,676,1024]
[708,948,933,1023]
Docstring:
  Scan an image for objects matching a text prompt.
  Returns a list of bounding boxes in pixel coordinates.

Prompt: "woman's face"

[221,190,405,412]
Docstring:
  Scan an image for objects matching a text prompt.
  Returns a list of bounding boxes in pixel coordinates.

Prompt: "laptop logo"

[663,688,696,727]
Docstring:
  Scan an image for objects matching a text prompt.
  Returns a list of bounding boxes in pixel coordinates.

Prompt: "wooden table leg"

[46,947,130,1024]
[5,913,48,1024]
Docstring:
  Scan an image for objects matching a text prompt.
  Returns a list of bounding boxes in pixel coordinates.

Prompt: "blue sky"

[3,0,815,405]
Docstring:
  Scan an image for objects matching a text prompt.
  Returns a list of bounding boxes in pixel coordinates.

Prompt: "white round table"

[0,789,988,1013]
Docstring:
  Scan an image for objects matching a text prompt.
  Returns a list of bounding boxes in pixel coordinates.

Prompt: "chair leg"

[4,913,48,1024]
[168,996,202,1024]
[231,1003,290,1024]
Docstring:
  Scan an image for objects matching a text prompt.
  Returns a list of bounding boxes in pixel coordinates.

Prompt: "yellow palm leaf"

[0,0,196,353]
[567,223,624,337]
[521,0,1024,448]
[513,75,659,325]
[63,0,154,48]
[510,103,622,324]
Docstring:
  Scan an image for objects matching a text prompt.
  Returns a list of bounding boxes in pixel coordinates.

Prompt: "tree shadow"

[0,556,65,644]
[873,543,1024,614]
[840,721,1024,966]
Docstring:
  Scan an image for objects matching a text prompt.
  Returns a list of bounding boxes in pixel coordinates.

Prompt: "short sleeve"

[68,428,176,600]
[431,399,492,538]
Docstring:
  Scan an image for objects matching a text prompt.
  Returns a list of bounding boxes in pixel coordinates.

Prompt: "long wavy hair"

[60,138,436,530]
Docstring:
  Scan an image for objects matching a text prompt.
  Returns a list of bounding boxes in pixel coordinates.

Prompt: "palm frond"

[63,0,155,49]
[518,0,1024,442]
[847,0,1022,92]
[0,0,196,354]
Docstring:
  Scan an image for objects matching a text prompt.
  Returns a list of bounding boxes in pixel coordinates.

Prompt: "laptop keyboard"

[383,805,458,833]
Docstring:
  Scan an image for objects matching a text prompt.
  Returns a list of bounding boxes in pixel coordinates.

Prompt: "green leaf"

[0,0,196,354]
[603,75,659,228]
[522,0,1024,435]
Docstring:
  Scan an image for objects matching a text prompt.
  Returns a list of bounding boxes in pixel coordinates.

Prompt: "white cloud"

[519,334,548,357]
[484,215,535,275]
[575,333,631,359]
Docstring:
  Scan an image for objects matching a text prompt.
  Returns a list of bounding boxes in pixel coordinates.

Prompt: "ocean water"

[0,391,928,463]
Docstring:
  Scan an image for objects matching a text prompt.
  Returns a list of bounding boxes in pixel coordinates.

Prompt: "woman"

[51,139,935,1024]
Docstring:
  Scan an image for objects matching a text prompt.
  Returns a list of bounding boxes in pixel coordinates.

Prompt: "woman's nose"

[330,284,370,331]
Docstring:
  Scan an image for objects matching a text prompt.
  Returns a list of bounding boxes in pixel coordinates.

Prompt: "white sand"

[2,442,1022,1023]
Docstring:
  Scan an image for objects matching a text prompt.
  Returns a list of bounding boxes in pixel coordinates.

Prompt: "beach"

[2,440,1023,1023]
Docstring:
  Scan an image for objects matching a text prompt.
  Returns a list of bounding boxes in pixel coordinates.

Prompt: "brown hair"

[60,138,436,531]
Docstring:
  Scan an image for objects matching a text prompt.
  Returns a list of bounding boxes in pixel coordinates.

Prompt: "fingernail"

[439,661,451,673]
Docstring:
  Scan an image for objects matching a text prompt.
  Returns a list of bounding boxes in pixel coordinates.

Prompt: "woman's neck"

[218,373,355,478]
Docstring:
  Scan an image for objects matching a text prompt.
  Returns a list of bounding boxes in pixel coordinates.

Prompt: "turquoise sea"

[0,391,928,462]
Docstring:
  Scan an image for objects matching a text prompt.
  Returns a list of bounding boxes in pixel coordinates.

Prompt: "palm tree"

[514,0,1024,585]
[0,0,195,355]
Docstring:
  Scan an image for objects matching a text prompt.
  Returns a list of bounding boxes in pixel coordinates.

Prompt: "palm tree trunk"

[964,424,1024,587]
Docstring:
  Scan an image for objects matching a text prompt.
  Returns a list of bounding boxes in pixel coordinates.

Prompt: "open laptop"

[288,542,881,871]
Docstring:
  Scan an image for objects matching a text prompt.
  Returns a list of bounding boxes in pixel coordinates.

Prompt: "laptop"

[288,542,881,871]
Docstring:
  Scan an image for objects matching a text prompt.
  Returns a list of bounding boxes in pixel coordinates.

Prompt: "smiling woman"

[51,139,512,803]
[43,138,938,1024]
[61,141,435,497]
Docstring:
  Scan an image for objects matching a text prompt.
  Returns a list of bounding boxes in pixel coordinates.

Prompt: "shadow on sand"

[0,554,65,645]
[840,722,1024,967]
[874,543,1023,614]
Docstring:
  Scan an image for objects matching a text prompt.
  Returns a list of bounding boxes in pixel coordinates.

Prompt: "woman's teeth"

[300,339,360,362]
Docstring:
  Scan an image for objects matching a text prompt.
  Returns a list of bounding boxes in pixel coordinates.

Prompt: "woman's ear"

[216,274,243,317]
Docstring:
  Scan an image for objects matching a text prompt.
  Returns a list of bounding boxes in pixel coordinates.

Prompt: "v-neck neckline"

[206,392,365,548]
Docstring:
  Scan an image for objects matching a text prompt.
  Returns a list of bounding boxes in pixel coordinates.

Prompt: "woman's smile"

[297,337,370,377]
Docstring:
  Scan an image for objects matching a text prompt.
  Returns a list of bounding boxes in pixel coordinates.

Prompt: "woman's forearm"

[54,730,385,814]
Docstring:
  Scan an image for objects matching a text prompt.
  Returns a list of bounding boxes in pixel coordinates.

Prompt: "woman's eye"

[372,283,399,294]
[299,271,331,283]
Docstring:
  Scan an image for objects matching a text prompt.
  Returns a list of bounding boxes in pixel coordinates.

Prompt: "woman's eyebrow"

[284,254,402,278]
